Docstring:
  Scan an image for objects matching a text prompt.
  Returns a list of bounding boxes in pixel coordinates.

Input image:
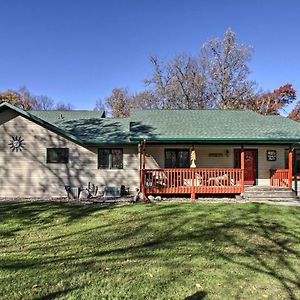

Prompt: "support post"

[191,169,196,200]
[140,140,147,201]
[288,145,293,189]
[241,146,245,193]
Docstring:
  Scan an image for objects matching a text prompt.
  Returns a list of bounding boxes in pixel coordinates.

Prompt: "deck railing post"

[191,169,196,200]
[241,146,245,194]
[288,146,293,189]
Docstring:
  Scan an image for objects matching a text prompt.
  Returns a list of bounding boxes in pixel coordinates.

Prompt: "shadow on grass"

[1,201,300,299]
[184,291,207,300]
[33,286,79,300]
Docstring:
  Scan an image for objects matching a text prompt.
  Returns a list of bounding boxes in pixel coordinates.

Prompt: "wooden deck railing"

[144,168,243,195]
[270,169,289,187]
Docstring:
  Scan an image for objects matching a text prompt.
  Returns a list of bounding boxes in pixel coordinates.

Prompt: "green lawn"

[0,202,300,300]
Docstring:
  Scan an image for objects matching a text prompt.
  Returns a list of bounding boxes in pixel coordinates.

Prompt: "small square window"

[47,148,69,163]
[98,148,123,169]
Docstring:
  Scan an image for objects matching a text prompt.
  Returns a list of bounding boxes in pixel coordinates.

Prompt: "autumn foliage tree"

[104,88,132,118]
[0,89,32,109]
[0,86,73,111]
[288,99,300,121]
[246,84,296,115]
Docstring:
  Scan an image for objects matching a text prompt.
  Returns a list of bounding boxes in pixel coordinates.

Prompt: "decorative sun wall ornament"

[9,136,25,152]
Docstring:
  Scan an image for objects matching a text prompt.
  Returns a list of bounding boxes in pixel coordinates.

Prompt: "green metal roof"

[2,102,300,144]
[29,110,105,123]
[29,110,132,144]
[130,109,300,142]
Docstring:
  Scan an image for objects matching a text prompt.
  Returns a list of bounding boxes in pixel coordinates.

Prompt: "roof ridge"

[29,110,101,112]
[130,108,256,112]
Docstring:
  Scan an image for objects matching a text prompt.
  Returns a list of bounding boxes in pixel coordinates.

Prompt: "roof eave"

[130,137,300,143]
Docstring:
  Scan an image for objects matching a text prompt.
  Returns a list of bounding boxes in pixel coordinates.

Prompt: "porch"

[140,142,294,200]
[144,168,244,198]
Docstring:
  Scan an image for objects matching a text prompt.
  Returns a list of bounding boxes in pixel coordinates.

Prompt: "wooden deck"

[143,168,244,197]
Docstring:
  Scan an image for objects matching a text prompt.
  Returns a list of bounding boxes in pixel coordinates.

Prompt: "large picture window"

[47,148,69,163]
[98,148,123,169]
[165,149,189,168]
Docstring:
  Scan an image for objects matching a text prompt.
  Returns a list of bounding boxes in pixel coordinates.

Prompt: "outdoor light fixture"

[225,149,230,157]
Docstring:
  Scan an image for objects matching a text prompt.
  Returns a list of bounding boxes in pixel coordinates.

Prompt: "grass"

[0,201,300,300]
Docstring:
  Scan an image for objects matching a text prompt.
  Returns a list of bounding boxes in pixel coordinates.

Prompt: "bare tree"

[144,55,170,109]
[94,99,106,111]
[201,28,256,109]
[130,90,158,109]
[55,102,73,111]
[30,95,55,110]
[97,29,297,116]
[145,54,209,109]
[167,54,209,109]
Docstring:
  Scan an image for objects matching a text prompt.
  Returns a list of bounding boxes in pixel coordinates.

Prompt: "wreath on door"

[245,154,252,161]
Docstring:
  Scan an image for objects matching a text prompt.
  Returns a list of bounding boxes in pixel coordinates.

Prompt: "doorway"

[234,149,257,185]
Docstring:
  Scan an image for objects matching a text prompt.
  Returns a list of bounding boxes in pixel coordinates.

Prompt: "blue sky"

[0,0,299,110]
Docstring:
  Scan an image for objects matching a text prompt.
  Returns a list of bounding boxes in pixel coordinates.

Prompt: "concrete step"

[244,186,298,201]
[247,197,300,202]
[246,191,296,198]
[245,186,291,192]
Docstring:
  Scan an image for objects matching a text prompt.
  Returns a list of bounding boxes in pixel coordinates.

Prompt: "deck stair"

[244,186,299,202]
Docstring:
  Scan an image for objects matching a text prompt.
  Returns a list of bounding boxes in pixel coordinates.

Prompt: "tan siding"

[195,146,233,168]
[146,145,234,169]
[256,145,286,186]
[0,110,139,198]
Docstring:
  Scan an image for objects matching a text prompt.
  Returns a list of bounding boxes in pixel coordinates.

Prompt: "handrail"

[270,169,289,187]
[143,168,243,195]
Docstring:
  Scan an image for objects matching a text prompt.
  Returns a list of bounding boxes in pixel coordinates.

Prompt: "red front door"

[244,150,256,184]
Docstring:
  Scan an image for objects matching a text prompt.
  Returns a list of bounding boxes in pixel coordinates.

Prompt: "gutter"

[130,137,300,143]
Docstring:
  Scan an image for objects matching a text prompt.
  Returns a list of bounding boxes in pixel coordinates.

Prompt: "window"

[98,148,123,169]
[165,149,189,168]
[47,148,69,163]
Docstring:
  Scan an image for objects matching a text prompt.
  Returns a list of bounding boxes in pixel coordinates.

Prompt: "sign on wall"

[267,150,277,161]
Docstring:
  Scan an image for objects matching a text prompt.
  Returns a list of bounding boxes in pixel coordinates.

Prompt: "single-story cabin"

[1,102,300,200]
